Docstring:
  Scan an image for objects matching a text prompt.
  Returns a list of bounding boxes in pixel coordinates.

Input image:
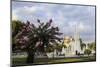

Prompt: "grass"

[12,55,96,66]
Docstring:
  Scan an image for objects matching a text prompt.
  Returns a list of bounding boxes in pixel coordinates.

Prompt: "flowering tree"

[12,19,63,63]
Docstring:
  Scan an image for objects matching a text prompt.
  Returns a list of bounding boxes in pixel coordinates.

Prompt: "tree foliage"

[12,20,24,52]
[84,49,91,56]
[12,19,63,63]
[88,42,96,51]
[28,19,63,52]
[79,38,86,50]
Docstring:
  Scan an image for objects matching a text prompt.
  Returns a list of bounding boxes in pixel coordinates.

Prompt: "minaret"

[74,23,81,55]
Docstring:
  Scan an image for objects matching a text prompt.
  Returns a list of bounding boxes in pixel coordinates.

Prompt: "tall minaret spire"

[74,23,81,54]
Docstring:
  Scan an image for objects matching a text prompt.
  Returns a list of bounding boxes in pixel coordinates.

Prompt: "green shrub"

[84,49,91,56]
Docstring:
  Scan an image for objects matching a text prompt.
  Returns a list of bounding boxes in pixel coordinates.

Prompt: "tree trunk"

[26,49,35,64]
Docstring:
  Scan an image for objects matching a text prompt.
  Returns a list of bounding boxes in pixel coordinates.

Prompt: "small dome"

[64,36,70,40]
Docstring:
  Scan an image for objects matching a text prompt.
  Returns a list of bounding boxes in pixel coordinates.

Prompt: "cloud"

[12,1,95,43]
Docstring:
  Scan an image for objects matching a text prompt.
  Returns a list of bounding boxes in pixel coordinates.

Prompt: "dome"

[64,36,70,40]
[63,36,71,47]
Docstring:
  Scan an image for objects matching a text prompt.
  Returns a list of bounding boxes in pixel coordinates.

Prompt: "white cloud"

[15,6,37,15]
[78,22,85,31]
[12,2,95,43]
[68,21,88,32]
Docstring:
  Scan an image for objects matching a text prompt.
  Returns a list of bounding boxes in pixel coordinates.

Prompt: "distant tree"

[45,45,54,53]
[12,20,24,52]
[56,45,63,53]
[81,43,86,50]
[84,49,91,56]
[12,20,24,37]
[88,42,96,51]
[79,38,86,50]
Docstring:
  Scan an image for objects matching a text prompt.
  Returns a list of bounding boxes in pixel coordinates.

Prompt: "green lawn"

[12,56,96,65]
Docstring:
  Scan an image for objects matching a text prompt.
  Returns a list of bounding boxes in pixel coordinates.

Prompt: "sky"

[12,1,96,43]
